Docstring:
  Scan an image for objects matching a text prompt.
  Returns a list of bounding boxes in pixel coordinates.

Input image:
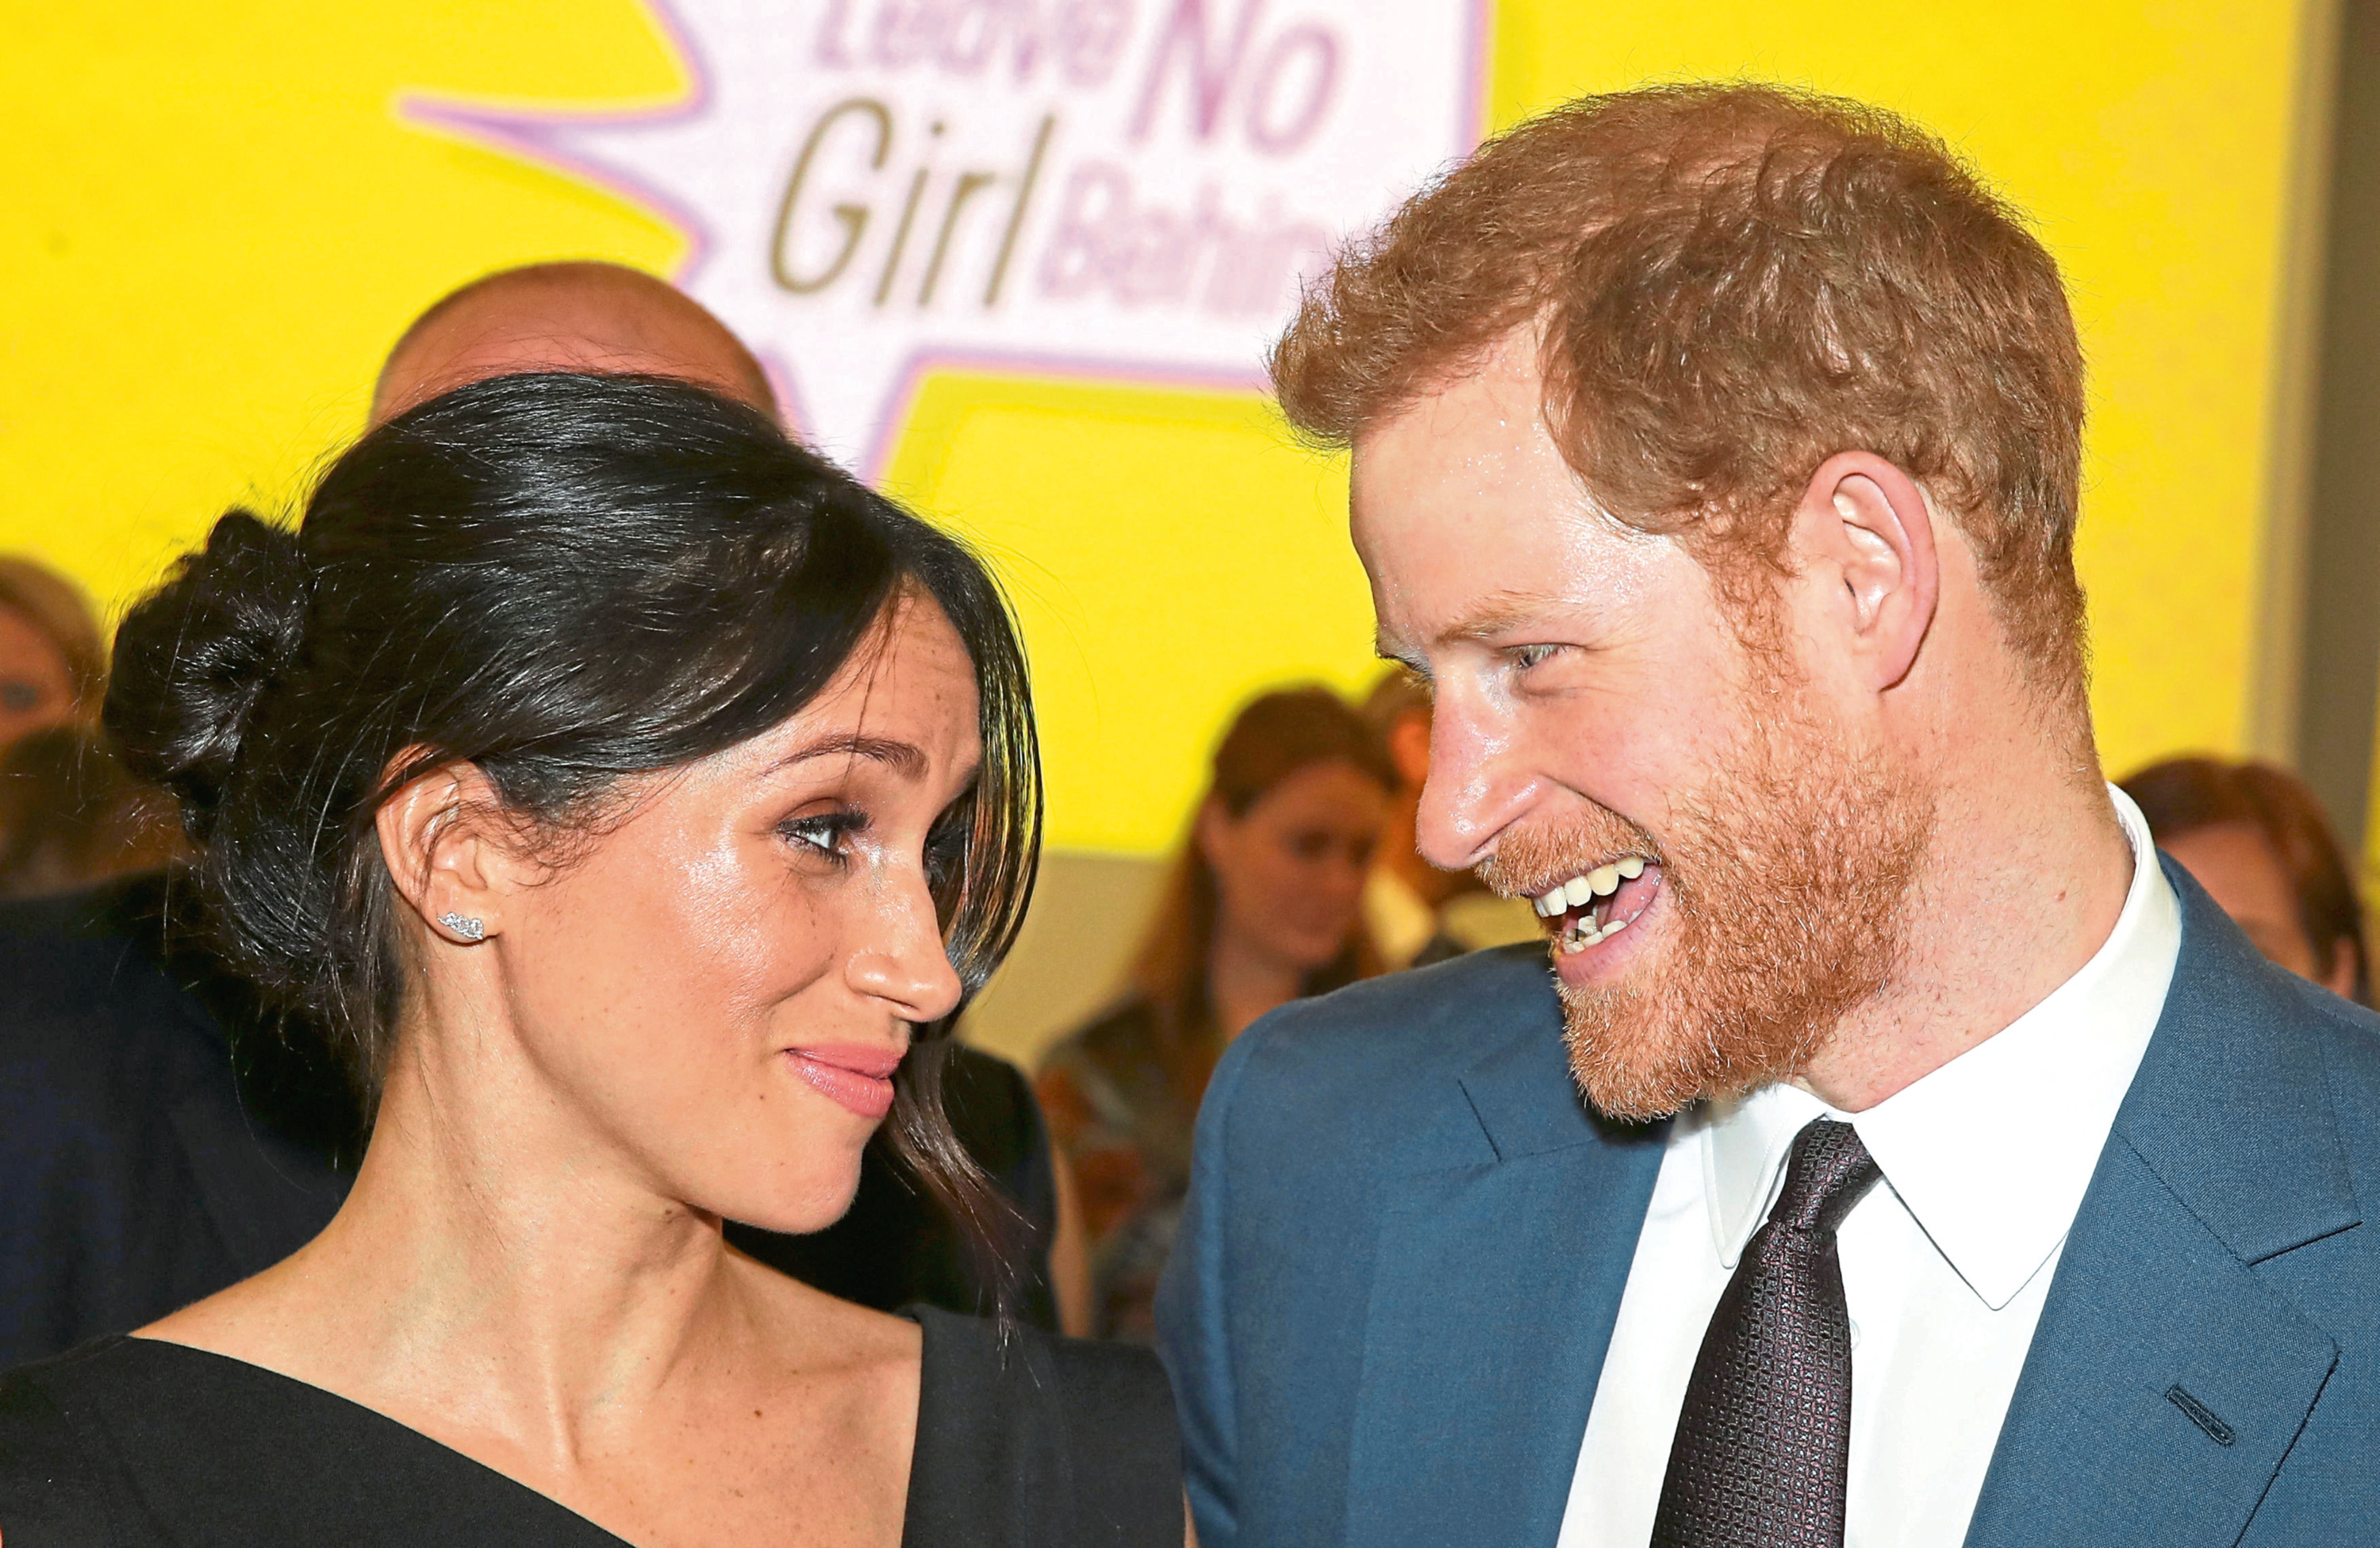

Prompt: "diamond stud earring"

[437,912,486,943]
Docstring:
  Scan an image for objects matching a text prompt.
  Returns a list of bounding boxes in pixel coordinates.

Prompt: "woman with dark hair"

[2120,755,2369,1007]
[0,374,1182,1544]
[1038,686,1393,1341]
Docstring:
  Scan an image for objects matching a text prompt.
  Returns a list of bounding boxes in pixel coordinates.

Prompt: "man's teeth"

[1560,915,1630,954]
[1530,858,1653,951]
[1531,859,1645,917]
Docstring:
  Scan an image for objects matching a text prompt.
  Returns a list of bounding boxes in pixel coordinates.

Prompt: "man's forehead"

[1353,347,1550,486]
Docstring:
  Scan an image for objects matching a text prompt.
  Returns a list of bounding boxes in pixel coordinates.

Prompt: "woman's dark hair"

[1122,685,1394,1092]
[106,371,1042,1289]
[2121,755,2369,1007]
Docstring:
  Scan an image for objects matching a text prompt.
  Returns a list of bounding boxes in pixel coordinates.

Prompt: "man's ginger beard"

[1482,651,1933,1122]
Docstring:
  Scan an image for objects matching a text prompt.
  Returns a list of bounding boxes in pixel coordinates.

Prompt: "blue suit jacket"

[1157,862,2380,1546]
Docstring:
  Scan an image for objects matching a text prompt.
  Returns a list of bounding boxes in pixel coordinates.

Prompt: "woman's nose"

[845,875,965,1025]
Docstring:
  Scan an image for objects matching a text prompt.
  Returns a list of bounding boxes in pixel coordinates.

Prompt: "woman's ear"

[374,759,520,947]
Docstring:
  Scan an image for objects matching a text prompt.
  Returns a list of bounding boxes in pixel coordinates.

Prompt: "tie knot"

[1768,1118,1880,1238]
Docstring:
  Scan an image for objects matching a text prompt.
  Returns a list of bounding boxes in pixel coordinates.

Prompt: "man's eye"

[1510,643,1563,671]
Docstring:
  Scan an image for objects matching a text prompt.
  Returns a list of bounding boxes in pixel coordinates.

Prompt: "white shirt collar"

[1691,786,2181,1309]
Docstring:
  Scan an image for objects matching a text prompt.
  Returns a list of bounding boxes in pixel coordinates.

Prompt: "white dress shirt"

[1557,786,2182,1548]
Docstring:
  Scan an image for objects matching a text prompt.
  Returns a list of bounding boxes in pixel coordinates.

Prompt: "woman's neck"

[1206,921,1306,1041]
[163,1004,765,1469]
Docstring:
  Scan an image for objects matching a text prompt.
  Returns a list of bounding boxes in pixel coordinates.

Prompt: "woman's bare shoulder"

[130,1249,327,1376]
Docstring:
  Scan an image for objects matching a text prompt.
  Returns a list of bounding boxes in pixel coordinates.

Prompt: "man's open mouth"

[1530,856,1663,954]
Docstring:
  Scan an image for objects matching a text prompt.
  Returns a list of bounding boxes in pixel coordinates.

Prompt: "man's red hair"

[1273,84,2089,705]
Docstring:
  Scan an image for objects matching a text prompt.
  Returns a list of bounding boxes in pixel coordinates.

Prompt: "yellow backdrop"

[0,0,2323,857]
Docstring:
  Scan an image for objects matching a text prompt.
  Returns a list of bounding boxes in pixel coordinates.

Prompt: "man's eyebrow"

[776,732,929,778]
[1373,588,1568,674]
[1373,634,1428,675]
[1435,588,1564,643]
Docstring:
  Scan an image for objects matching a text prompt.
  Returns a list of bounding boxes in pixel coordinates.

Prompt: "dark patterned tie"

[1650,1117,1883,1548]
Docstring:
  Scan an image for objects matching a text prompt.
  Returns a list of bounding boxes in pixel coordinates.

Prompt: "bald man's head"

[370,262,777,424]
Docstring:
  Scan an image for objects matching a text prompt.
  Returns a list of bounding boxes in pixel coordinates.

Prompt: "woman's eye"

[781,811,864,861]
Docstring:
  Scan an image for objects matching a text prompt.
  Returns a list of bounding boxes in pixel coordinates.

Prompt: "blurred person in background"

[2121,755,2369,1005]
[0,556,185,899]
[367,259,777,424]
[1038,686,1394,1341]
[1360,666,1540,969]
[0,261,1075,1369]
[0,724,182,899]
[0,555,106,750]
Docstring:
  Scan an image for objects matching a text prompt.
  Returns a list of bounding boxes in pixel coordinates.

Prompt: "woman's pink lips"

[785,1043,904,1121]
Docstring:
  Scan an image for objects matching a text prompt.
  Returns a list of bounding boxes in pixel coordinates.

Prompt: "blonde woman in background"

[1038,686,1395,1341]
[0,556,182,897]
[0,555,105,749]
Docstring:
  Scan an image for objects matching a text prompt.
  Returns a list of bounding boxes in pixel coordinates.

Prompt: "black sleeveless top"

[0,1308,1180,1546]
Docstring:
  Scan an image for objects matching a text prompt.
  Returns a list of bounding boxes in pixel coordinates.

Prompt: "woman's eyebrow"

[775,732,929,778]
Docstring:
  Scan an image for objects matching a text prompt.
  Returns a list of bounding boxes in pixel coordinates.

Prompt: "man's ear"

[1793,450,1940,693]
[374,759,521,946]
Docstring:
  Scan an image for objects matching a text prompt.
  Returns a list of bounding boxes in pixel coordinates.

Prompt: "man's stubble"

[1486,659,1933,1121]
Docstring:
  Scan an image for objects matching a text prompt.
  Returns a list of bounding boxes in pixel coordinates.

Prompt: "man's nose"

[1414,697,1534,870]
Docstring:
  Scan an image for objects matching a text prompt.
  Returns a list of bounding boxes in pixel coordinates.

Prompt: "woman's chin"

[703,1159,866,1240]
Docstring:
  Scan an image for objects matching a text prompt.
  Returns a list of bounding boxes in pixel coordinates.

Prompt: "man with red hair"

[1159,85,2380,1547]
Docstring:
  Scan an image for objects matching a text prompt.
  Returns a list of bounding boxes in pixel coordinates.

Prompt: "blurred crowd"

[0,557,181,900]
[1,260,2372,1368]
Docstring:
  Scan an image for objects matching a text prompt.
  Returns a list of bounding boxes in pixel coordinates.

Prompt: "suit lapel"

[1966,868,2358,1546]
[1963,1136,2340,1546]
[1344,1027,1667,1548]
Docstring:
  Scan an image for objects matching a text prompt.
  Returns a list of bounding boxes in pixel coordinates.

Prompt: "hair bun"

[105,508,311,833]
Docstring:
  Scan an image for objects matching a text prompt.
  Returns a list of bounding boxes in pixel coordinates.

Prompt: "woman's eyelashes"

[777,792,972,897]
[923,808,970,893]
[780,807,867,865]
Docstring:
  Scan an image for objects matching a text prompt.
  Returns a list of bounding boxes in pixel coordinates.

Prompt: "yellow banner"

[0,0,2316,855]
